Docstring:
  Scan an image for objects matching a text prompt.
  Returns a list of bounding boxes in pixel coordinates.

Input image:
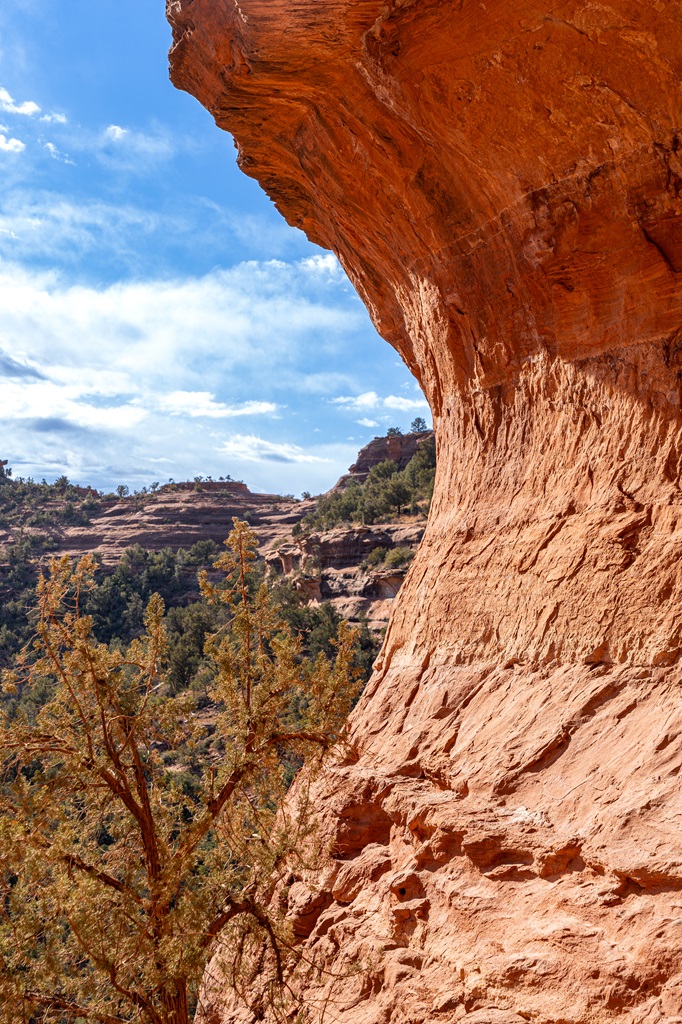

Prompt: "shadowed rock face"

[168,3,682,1021]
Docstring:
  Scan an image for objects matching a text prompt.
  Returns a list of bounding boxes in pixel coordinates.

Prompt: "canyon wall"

[167,3,682,1021]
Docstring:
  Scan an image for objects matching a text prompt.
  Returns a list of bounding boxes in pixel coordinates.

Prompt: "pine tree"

[0,520,361,1024]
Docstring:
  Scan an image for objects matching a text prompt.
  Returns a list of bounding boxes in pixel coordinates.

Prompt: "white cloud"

[219,435,331,464]
[105,124,128,142]
[158,391,277,419]
[299,253,343,277]
[0,232,417,493]
[46,366,139,400]
[0,86,39,117]
[40,112,67,125]
[383,394,430,412]
[332,391,381,410]
[0,378,146,430]
[44,141,74,164]
[0,260,362,385]
[357,418,378,428]
[0,132,24,153]
[95,124,173,169]
[332,390,428,413]
[0,259,372,490]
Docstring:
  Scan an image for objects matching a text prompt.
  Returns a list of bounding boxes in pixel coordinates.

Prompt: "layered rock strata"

[168,2,682,1021]
[1,487,306,566]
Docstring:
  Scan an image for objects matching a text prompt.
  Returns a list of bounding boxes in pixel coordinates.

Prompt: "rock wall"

[267,522,424,629]
[167,3,682,1021]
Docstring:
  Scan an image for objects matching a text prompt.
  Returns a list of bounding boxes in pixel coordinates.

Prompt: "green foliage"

[268,578,379,685]
[164,601,223,697]
[0,533,58,670]
[402,434,437,490]
[0,468,101,534]
[301,434,436,531]
[364,546,387,567]
[0,471,109,669]
[386,426,403,436]
[384,546,415,569]
[83,544,203,646]
[0,538,225,683]
[410,416,428,433]
[0,521,362,1024]
[362,544,414,571]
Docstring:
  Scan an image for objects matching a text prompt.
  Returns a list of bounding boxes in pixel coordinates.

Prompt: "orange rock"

[168,1,682,1020]
[45,488,304,565]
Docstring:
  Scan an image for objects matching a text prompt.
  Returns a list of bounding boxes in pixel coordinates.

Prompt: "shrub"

[364,546,387,567]
[384,546,415,569]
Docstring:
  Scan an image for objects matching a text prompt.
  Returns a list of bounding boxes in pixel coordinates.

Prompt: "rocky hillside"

[266,522,424,631]
[168,1,682,1022]
[264,429,434,629]
[332,430,428,491]
[0,431,433,636]
[37,484,305,566]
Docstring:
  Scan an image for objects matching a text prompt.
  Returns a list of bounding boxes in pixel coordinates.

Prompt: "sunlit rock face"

[168,3,682,1020]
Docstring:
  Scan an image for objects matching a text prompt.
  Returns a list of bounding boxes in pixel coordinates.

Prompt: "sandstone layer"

[167,3,682,1021]
[0,485,304,567]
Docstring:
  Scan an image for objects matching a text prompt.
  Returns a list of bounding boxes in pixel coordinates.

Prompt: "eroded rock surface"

[168,2,682,1020]
[267,522,423,629]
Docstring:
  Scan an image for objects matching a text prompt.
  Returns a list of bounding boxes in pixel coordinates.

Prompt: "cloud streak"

[218,435,332,464]
[157,391,277,419]
[332,390,429,413]
[43,141,74,164]
[0,192,166,267]
[94,123,174,171]
[0,86,39,117]
[0,350,45,379]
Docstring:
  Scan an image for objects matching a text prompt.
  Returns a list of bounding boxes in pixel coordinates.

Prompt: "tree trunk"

[160,980,189,1024]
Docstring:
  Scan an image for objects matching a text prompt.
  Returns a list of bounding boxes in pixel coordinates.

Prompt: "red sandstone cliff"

[168,3,682,1021]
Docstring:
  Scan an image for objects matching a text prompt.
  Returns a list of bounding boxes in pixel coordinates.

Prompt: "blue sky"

[0,0,428,496]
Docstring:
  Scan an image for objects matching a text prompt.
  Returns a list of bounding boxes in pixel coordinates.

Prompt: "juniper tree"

[0,520,361,1024]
